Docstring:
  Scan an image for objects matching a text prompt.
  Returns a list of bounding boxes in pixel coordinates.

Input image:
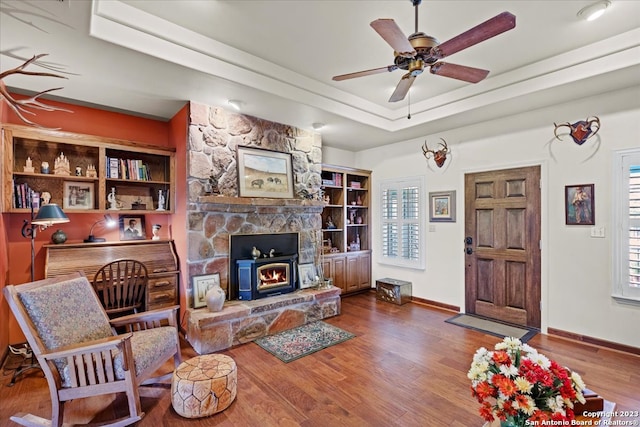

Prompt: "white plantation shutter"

[380,177,425,269]
[613,149,640,302]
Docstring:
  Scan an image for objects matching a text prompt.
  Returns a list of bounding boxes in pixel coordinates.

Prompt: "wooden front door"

[464,166,541,328]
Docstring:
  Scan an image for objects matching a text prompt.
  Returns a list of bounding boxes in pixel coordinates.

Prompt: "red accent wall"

[1,94,188,343]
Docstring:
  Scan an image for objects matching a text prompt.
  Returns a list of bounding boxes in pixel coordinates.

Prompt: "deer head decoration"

[0,54,71,127]
[422,138,450,168]
[553,116,600,145]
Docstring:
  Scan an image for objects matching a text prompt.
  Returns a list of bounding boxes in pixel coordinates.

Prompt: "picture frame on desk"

[236,146,294,199]
[119,214,146,240]
[192,273,221,308]
[62,181,94,210]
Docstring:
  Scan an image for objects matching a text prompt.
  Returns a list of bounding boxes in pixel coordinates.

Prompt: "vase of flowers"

[468,337,587,427]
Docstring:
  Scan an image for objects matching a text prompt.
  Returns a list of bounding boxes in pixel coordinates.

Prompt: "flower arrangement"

[468,337,587,427]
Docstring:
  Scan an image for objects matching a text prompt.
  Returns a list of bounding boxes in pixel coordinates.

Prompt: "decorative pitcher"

[205,282,226,312]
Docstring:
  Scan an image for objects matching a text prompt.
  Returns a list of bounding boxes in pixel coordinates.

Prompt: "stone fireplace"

[184,101,340,354]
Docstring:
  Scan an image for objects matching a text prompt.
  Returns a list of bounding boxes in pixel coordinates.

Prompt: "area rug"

[254,321,355,363]
[445,314,538,342]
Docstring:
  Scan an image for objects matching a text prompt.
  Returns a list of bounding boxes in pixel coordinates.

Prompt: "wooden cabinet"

[1,124,175,213]
[321,164,371,295]
[44,240,180,311]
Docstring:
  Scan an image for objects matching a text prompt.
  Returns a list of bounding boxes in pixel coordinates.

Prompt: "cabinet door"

[327,256,347,293]
[357,252,371,290]
[345,255,359,293]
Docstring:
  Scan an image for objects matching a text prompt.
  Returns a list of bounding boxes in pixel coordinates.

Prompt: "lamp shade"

[31,204,69,226]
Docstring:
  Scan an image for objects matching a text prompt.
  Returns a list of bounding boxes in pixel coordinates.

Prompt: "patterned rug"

[445,313,538,343]
[254,321,355,363]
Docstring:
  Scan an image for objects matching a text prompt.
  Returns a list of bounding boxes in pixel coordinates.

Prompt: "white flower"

[531,353,551,369]
[499,363,519,377]
[571,371,586,391]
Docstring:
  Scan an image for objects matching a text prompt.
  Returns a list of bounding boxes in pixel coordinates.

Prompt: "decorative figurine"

[41,191,51,204]
[152,224,161,240]
[251,246,261,260]
[41,161,50,174]
[107,187,119,210]
[326,217,336,229]
[85,164,97,178]
[75,166,82,176]
[24,157,34,173]
[156,189,166,211]
[54,152,70,175]
[206,171,219,194]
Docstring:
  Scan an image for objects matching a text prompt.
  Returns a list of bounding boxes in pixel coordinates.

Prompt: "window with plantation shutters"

[613,149,640,303]
[380,176,425,269]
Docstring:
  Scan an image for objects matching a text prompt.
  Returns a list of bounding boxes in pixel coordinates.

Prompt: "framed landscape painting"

[236,146,294,198]
[429,190,456,222]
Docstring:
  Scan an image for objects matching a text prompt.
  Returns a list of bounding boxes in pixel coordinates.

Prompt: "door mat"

[254,321,355,363]
[445,314,538,342]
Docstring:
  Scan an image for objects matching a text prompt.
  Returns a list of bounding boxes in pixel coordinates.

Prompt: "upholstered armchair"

[3,272,182,427]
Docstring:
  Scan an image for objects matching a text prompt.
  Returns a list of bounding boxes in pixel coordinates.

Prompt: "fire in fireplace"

[237,254,298,300]
[229,232,300,300]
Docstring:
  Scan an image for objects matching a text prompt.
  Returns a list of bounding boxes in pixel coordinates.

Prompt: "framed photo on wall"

[236,146,294,198]
[192,273,221,308]
[63,181,94,210]
[429,190,456,222]
[565,184,595,225]
[119,214,146,240]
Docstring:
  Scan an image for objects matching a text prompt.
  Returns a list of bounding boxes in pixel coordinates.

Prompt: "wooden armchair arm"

[39,333,133,361]
[109,305,179,330]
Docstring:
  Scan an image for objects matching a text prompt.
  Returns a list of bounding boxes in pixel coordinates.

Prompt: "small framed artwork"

[298,263,317,289]
[192,273,221,308]
[236,146,294,198]
[63,181,94,210]
[119,214,146,240]
[565,184,595,225]
[429,190,456,222]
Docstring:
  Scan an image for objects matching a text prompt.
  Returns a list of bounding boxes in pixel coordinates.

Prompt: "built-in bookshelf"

[321,164,371,295]
[2,124,175,214]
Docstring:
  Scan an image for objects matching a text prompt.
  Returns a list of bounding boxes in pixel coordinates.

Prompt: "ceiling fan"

[332,0,516,102]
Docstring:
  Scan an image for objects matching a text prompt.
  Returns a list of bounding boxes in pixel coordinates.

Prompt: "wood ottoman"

[171,354,237,418]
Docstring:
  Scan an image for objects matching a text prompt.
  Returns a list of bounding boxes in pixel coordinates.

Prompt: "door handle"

[464,236,472,245]
[465,247,473,255]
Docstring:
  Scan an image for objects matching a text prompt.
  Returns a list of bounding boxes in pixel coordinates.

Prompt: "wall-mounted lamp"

[227,99,244,110]
[21,201,70,281]
[84,214,116,243]
[312,122,325,131]
[577,0,611,21]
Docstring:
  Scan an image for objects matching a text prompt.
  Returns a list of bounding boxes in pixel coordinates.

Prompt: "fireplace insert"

[236,254,298,300]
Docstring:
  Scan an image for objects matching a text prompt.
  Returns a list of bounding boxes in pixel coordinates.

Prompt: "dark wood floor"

[2,291,639,427]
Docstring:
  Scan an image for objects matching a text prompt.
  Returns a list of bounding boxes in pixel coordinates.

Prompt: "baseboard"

[410,296,459,313]
[547,327,640,356]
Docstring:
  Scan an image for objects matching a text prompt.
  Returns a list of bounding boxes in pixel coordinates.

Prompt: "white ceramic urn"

[205,283,226,312]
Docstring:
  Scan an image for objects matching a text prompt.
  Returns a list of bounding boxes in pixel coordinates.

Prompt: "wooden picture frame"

[565,184,595,225]
[192,273,221,308]
[118,214,146,240]
[429,190,456,222]
[298,263,317,289]
[236,146,294,198]
[62,181,94,210]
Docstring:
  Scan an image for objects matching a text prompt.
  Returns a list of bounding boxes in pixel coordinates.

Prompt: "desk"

[44,240,179,311]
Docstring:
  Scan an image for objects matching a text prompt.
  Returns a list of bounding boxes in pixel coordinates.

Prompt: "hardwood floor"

[2,291,639,426]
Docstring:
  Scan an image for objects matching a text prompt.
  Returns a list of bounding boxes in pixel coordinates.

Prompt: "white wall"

[353,86,640,348]
[323,146,356,167]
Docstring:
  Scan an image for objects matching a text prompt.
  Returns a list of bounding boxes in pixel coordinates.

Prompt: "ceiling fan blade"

[432,11,516,59]
[332,65,398,81]
[370,19,416,58]
[430,62,489,83]
[389,74,416,102]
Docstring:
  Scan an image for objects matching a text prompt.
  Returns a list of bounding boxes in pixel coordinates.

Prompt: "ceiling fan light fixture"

[577,0,611,21]
[227,99,243,110]
[312,122,325,131]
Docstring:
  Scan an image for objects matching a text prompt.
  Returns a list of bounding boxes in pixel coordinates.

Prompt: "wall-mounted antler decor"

[422,138,450,168]
[553,116,600,145]
[0,54,71,127]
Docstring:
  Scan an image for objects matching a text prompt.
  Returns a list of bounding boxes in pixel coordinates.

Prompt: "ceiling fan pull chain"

[407,91,412,120]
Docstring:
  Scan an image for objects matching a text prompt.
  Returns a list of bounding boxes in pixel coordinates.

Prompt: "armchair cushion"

[115,326,178,379]
[18,275,113,349]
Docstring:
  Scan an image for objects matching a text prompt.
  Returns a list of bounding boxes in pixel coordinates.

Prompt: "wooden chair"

[4,272,182,427]
[93,259,148,317]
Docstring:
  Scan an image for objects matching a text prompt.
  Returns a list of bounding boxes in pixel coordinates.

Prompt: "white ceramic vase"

[205,283,226,312]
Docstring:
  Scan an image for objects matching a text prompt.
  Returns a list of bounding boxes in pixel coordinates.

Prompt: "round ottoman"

[171,354,237,418]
